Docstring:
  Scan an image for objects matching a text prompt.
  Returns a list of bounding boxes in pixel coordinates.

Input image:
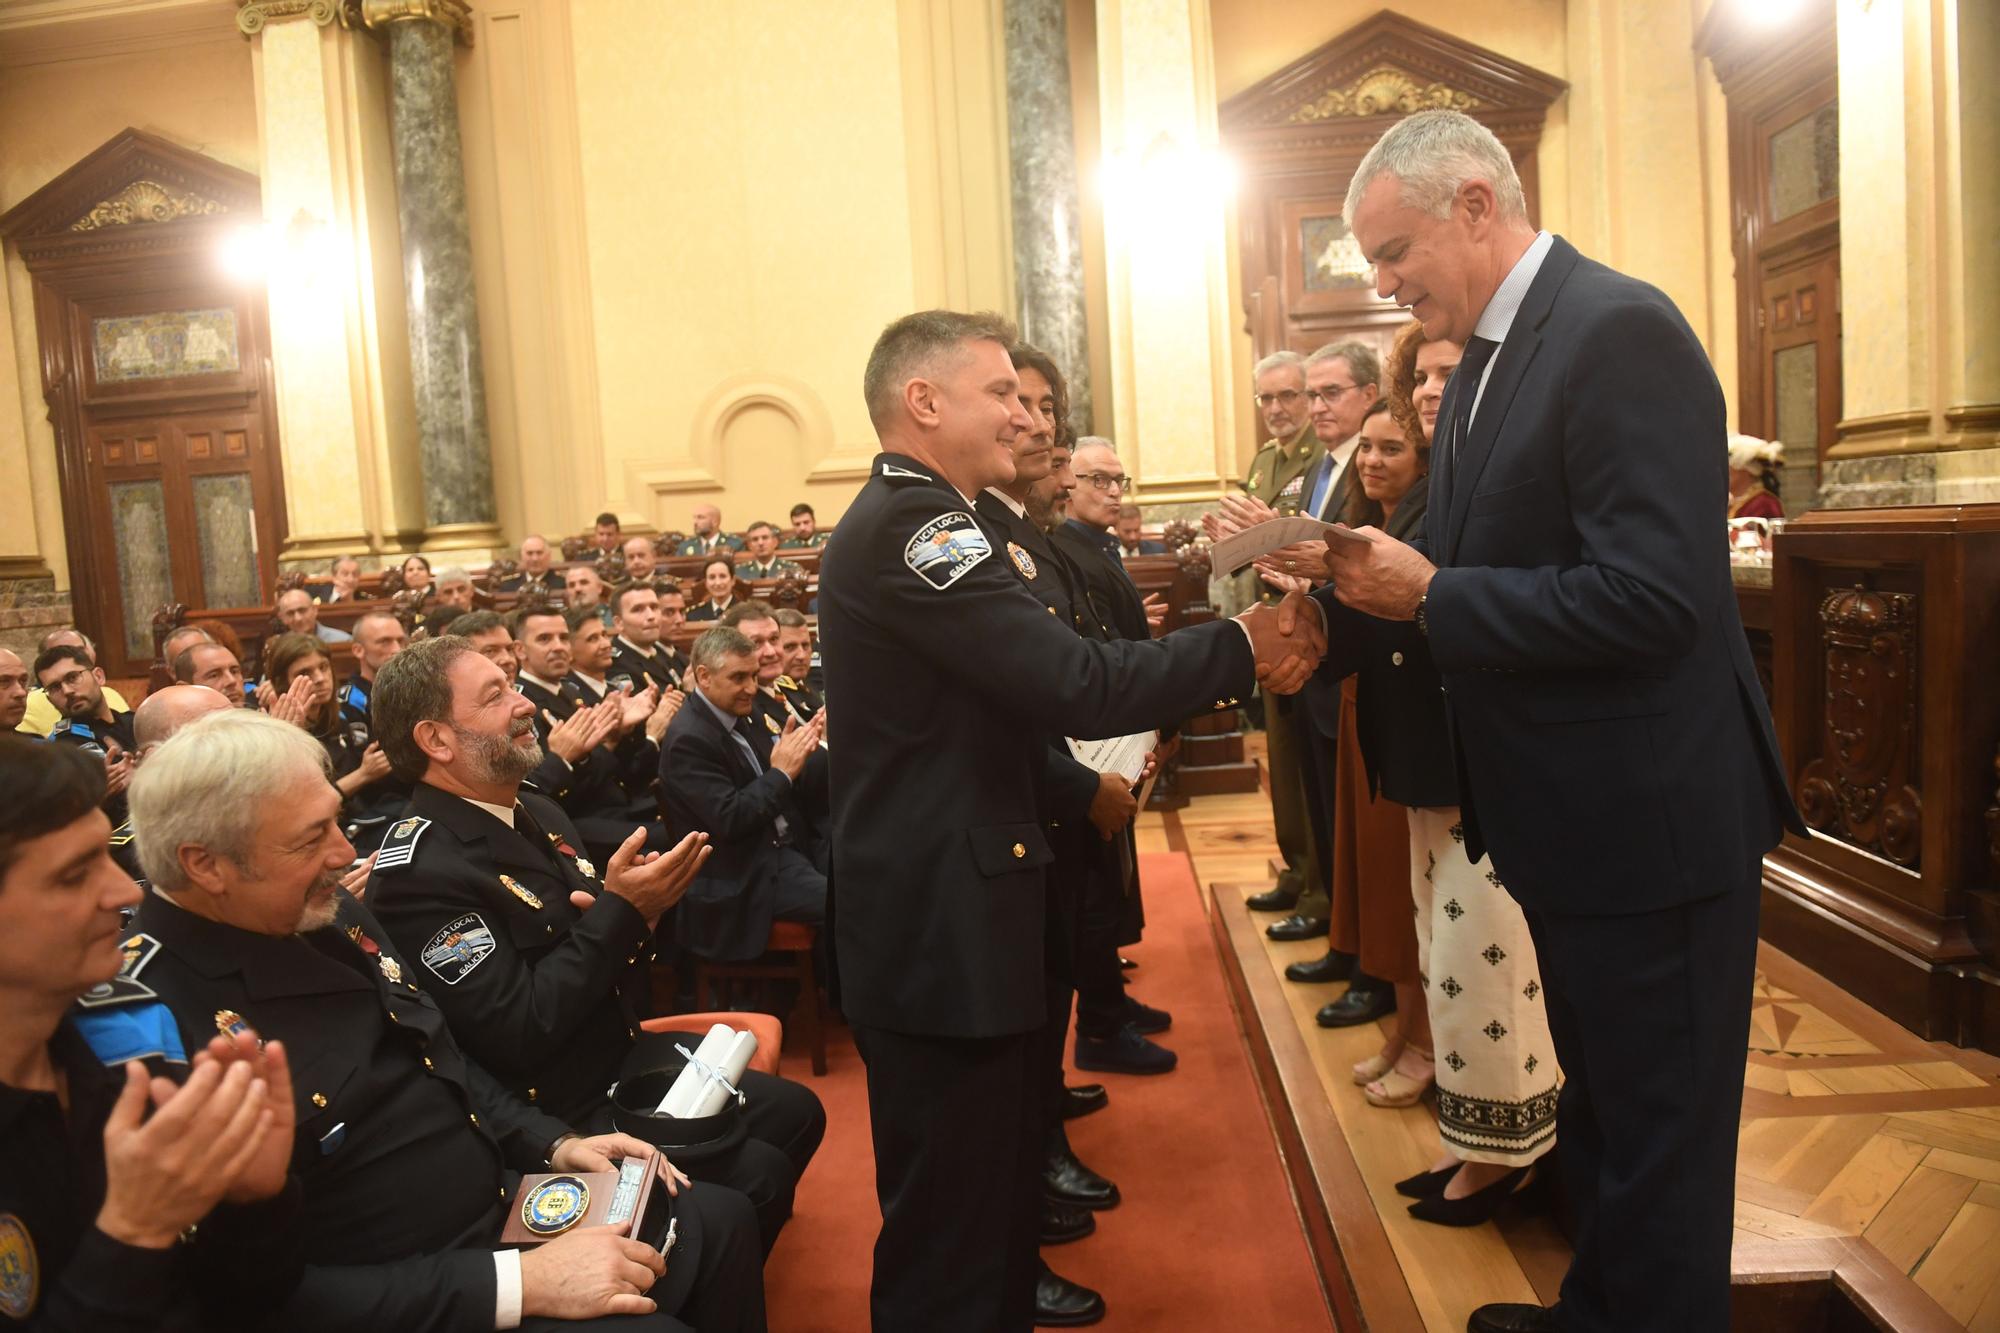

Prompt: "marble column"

[363,0,500,544]
[1005,0,1093,433]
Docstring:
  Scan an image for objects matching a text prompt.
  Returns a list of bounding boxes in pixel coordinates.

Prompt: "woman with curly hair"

[261,632,400,850]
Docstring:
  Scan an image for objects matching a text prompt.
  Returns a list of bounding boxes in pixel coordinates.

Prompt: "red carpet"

[765,852,1333,1331]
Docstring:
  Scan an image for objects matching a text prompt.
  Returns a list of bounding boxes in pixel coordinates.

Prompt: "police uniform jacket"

[816,453,1256,1037]
[47,708,136,822]
[313,706,412,850]
[495,570,557,596]
[779,532,829,550]
[514,673,655,829]
[613,636,686,695]
[365,785,658,1126]
[0,1015,299,1331]
[128,890,574,1332]
[657,697,822,962]
[676,533,744,558]
[738,556,803,581]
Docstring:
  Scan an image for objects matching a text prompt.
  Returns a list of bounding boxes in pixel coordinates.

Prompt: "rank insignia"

[1007,542,1038,580]
[373,815,431,871]
[765,714,782,735]
[119,933,161,980]
[500,874,543,910]
[521,1175,591,1237]
[378,955,404,984]
[215,1009,250,1040]
[0,1214,38,1319]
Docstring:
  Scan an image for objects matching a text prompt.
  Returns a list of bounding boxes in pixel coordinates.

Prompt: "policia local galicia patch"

[421,913,497,985]
[904,512,991,589]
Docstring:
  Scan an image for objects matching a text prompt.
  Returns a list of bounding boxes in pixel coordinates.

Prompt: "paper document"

[1066,730,1157,787]
[1210,516,1370,576]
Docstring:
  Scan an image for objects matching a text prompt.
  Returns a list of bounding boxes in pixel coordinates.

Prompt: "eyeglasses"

[1307,384,1360,405]
[1074,472,1128,493]
[1253,390,1305,409]
[45,667,92,694]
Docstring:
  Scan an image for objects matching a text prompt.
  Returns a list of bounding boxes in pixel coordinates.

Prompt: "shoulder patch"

[421,913,497,986]
[372,815,432,871]
[903,512,992,590]
[71,994,187,1066]
[119,933,161,981]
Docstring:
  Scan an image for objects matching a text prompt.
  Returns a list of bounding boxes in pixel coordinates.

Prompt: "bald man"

[0,648,28,732]
[110,684,238,883]
[676,504,743,557]
[497,534,558,596]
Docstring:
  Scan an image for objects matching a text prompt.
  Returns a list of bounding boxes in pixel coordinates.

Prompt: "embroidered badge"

[421,913,497,985]
[500,874,544,911]
[373,815,431,870]
[1007,541,1038,580]
[903,512,990,590]
[0,1214,39,1319]
[119,933,160,980]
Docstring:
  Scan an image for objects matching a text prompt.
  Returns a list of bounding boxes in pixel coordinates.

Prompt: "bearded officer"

[820,309,1322,1332]
[362,636,825,1255]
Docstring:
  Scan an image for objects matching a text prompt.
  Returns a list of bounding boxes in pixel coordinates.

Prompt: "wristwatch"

[1414,591,1430,637]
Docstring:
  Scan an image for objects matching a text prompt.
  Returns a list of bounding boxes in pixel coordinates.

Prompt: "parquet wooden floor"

[1144,735,2000,1331]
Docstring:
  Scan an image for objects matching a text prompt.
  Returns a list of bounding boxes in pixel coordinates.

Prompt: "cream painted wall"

[0,35,260,586]
[457,0,1013,543]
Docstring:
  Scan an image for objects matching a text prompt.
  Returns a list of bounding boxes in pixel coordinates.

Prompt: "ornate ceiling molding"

[1285,64,1483,123]
[0,128,260,264]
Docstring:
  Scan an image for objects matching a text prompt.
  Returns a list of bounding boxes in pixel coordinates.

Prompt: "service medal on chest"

[1007,541,1038,579]
[500,874,544,910]
[378,955,404,984]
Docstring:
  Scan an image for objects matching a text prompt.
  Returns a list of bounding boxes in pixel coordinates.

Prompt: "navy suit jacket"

[1319,236,1802,915]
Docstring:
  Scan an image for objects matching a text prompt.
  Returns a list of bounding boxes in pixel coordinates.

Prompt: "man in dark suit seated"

[1299,110,1801,1333]
[497,534,559,596]
[659,627,827,965]
[1112,504,1166,557]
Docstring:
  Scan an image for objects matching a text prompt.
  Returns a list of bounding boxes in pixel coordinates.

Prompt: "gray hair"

[863,309,1020,431]
[691,626,754,675]
[1073,435,1117,455]
[371,634,479,781]
[1308,340,1381,390]
[434,565,471,585]
[1252,350,1306,384]
[130,710,330,893]
[1344,110,1527,227]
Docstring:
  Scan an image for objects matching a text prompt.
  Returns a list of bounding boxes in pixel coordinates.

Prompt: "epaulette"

[372,814,432,871]
[107,819,135,847]
[70,933,186,1065]
[879,462,932,485]
[775,675,801,692]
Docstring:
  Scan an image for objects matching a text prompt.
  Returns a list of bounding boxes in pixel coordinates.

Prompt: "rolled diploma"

[687,1028,759,1118]
[654,1024,735,1115]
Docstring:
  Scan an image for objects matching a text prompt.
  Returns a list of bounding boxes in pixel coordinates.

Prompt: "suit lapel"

[1440,238,1580,566]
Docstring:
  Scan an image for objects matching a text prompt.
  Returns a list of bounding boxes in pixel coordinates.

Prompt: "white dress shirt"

[1466,229,1554,428]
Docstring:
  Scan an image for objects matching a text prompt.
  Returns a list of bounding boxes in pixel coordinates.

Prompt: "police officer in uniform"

[364,636,825,1255]
[335,610,409,732]
[821,310,1320,1332]
[613,585,690,695]
[0,737,300,1333]
[34,644,137,822]
[123,710,764,1332]
[769,610,822,724]
[1234,351,1327,924]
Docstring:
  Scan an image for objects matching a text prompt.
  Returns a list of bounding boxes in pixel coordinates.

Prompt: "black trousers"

[852,1023,1043,1333]
[1520,879,1759,1333]
[590,1034,828,1256]
[517,1180,766,1332]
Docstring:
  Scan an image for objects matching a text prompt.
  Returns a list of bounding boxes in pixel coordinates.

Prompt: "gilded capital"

[357,0,474,45]
[236,0,340,36]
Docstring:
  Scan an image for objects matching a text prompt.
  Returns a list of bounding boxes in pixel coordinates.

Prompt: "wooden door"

[85,409,280,674]
[1758,246,1840,515]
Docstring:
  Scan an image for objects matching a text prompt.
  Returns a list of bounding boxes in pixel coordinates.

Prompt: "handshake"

[1234,592,1325,695]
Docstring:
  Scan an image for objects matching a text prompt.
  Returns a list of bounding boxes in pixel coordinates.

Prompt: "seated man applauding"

[364,636,823,1255]
[0,736,297,1333]
[124,709,763,1332]
[658,627,827,965]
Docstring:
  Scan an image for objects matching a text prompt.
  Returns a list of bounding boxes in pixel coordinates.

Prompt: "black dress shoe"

[1075,1023,1177,1075]
[1035,1262,1106,1327]
[1040,1197,1096,1244]
[1411,1167,1540,1228]
[1061,1084,1108,1120]
[1316,986,1396,1028]
[1395,1164,1461,1198]
[1246,885,1300,912]
[1284,949,1356,984]
[1045,1146,1121,1209]
[1266,912,1330,941]
[1124,996,1171,1034]
[1466,1301,1560,1333]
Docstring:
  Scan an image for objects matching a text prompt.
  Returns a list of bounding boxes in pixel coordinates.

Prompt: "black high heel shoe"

[1407,1166,1534,1227]
[1394,1164,1461,1199]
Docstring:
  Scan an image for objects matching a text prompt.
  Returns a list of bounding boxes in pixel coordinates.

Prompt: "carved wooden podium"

[1760,504,2000,1052]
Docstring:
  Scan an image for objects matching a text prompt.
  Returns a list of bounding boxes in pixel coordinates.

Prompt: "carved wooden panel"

[1796,584,1922,866]
[1221,12,1565,370]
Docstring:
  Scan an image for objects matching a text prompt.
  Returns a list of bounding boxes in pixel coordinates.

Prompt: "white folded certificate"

[1066,730,1157,786]
[1210,515,1370,576]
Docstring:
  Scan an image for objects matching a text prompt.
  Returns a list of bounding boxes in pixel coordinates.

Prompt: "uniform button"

[527,1087,538,1102]
[468,1113,480,1127]
[423,1057,434,1070]
[1011,843,1026,859]
[500,1188,508,1200]
[1391,651,1404,666]
[311,1092,328,1108]
[388,1011,399,1023]
[627,1027,638,1040]
[545,925,554,935]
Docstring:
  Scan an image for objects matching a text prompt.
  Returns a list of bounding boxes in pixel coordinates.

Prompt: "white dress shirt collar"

[467,798,515,828]
[982,486,1028,519]
[1473,230,1554,346]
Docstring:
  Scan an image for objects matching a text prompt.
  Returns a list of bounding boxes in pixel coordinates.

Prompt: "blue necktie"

[1305,454,1334,519]
[1447,336,1501,465]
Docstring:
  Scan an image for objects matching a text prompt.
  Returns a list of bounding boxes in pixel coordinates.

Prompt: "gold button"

[1391,652,1405,666]
[423,1057,434,1070]
[545,925,554,935]
[311,1092,327,1108]
[388,1012,399,1023]
[527,1087,537,1102]
[1011,842,1026,859]
[468,1113,480,1127]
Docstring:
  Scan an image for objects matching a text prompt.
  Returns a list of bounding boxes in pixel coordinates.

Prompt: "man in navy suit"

[657,626,827,964]
[1289,111,1801,1333]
